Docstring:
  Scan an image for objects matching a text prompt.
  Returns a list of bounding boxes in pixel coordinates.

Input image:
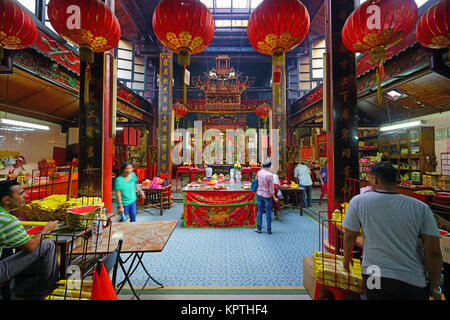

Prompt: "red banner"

[183,191,256,228]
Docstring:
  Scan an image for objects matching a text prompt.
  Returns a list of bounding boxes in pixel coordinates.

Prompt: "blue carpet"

[115,203,323,287]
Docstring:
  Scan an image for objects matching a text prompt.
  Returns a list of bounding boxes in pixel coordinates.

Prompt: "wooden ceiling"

[0,69,78,125]
[358,71,450,124]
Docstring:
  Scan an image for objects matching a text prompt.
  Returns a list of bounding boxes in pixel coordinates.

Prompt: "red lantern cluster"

[152,0,215,67]
[342,0,418,103]
[416,0,450,50]
[0,0,37,59]
[47,0,121,63]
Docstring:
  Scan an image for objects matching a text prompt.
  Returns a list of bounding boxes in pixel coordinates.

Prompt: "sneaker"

[254,229,261,233]
[268,231,272,234]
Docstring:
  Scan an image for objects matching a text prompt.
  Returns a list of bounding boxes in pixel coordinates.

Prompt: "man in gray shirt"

[343,162,443,300]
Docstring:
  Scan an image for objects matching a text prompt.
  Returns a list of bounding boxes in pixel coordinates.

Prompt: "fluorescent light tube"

[380,121,422,132]
[116,127,123,131]
[1,119,49,130]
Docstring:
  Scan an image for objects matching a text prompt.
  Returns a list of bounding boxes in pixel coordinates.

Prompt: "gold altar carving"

[193,55,254,111]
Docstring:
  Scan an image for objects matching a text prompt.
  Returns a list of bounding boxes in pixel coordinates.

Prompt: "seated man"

[0,180,59,299]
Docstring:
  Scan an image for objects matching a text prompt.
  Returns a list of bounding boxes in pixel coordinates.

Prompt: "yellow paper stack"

[313,251,363,293]
[45,280,92,300]
[22,195,104,222]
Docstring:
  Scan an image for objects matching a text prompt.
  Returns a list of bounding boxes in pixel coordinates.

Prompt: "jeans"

[0,239,58,299]
[121,201,137,222]
[256,195,272,232]
[301,185,312,207]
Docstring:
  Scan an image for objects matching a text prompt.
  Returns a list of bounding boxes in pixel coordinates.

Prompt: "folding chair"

[95,239,123,288]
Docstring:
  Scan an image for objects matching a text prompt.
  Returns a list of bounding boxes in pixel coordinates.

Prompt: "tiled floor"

[113,202,323,289]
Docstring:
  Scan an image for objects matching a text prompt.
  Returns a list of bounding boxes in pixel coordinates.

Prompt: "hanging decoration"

[48,0,121,103]
[342,0,418,104]
[152,0,215,105]
[255,103,271,130]
[173,101,188,130]
[0,0,38,60]
[247,0,310,105]
[416,0,450,56]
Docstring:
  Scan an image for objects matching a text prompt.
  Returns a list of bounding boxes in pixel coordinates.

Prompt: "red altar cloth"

[183,190,257,228]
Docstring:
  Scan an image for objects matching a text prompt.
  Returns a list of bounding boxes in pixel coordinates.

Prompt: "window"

[117,39,148,95]
[231,20,248,27]
[117,39,134,84]
[311,38,325,80]
[250,0,263,9]
[17,0,36,14]
[45,0,56,33]
[216,0,232,8]
[132,56,146,92]
[200,0,213,8]
[215,20,232,27]
[233,0,248,8]
[299,55,311,91]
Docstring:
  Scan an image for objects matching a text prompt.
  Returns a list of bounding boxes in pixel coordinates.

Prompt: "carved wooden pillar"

[157,52,173,179]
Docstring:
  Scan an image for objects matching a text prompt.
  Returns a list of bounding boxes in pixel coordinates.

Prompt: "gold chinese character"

[163,68,168,75]
[163,86,168,93]
[163,96,168,103]
[163,78,169,84]
[87,146,94,158]
[163,59,168,66]
[339,90,350,102]
[162,107,168,112]
[86,126,94,138]
[162,144,167,152]
[341,108,350,121]
[342,148,351,159]
[341,128,350,141]
[341,165,351,177]
[88,110,96,118]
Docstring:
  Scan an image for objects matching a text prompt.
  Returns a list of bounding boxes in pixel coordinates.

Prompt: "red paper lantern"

[47,0,121,63]
[255,103,271,129]
[152,0,214,105]
[0,0,37,59]
[152,0,214,66]
[247,0,310,104]
[416,0,450,51]
[173,102,188,130]
[342,0,418,103]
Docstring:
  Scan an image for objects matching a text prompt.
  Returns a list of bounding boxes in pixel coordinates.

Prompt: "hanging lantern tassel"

[183,65,187,105]
[0,46,3,60]
[84,63,91,104]
[273,65,282,105]
[376,66,382,105]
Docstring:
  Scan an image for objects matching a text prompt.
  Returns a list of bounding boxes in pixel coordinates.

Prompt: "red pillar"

[102,0,115,213]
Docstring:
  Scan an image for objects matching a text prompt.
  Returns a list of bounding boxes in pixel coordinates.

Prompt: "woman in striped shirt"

[0,180,59,299]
